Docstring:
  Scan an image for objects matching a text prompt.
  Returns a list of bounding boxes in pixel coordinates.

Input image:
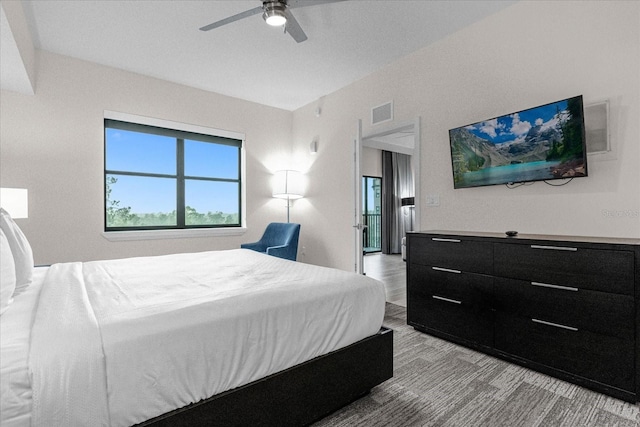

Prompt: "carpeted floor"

[314,303,640,427]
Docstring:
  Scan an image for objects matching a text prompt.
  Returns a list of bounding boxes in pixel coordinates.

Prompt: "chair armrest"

[266,244,295,261]
[241,242,267,252]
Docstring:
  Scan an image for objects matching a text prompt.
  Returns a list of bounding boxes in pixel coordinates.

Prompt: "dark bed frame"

[137,327,393,427]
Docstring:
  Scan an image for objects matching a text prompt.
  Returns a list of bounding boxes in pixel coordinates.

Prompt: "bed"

[1,216,392,427]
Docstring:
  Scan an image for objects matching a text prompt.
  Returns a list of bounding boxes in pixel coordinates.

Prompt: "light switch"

[426,194,440,207]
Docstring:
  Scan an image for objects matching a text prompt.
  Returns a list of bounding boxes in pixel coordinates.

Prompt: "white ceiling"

[6,1,515,111]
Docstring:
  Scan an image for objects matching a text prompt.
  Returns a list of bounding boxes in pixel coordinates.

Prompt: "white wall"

[292,0,640,271]
[0,51,293,265]
[0,1,36,94]
[362,147,382,178]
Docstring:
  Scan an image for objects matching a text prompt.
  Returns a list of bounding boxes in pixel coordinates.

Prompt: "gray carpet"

[314,303,640,427]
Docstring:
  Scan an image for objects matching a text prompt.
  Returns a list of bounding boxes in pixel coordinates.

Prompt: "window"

[104,116,244,232]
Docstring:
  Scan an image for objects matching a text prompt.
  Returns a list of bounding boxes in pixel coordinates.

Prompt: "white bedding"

[25,249,386,427]
[0,267,47,427]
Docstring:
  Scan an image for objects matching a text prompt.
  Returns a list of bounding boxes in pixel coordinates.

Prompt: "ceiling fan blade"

[283,8,308,43]
[199,6,263,31]
[288,0,348,9]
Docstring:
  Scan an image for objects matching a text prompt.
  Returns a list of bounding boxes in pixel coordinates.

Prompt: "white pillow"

[0,208,33,295]
[0,228,16,315]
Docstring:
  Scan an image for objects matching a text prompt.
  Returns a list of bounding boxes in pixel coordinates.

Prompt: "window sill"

[101,227,247,242]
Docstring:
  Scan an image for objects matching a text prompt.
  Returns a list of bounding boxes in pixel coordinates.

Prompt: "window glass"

[104,119,242,231]
[184,140,239,179]
[185,180,240,226]
[105,129,176,175]
[106,175,177,227]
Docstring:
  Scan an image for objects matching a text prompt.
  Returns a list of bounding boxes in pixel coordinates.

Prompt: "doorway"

[355,118,421,306]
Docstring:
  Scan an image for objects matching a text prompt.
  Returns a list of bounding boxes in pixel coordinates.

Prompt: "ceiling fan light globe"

[264,10,286,26]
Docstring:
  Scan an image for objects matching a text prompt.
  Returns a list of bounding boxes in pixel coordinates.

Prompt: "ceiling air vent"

[371,101,393,125]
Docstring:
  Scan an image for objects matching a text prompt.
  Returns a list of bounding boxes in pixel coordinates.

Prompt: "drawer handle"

[432,238,461,243]
[432,266,461,274]
[432,295,462,305]
[531,282,578,292]
[530,244,577,252]
[531,318,578,331]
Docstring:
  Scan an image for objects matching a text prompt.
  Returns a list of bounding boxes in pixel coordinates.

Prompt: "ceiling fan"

[199,1,347,43]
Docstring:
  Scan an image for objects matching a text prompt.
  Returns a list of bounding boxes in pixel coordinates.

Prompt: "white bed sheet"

[28,249,386,427]
[0,267,47,427]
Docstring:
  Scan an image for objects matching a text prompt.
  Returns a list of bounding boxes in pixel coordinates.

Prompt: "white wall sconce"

[0,188,28,219]
[310,138,318,154]
[272,170,303,222]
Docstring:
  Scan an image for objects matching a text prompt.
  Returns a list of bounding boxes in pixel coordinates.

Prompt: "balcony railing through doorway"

[363,213,381,253]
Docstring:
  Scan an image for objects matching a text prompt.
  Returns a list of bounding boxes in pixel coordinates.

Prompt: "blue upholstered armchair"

[241,222,301,261]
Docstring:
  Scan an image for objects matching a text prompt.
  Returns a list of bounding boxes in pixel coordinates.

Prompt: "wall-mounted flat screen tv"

[449,95,588,189]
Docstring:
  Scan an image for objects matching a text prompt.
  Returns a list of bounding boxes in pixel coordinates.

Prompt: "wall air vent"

[371,101,393,125]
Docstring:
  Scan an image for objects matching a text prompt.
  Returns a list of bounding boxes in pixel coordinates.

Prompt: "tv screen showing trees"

[449,95,587,188]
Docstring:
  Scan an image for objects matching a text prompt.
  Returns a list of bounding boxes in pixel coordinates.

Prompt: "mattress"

[0,267,47,427]
[19,249,385,427]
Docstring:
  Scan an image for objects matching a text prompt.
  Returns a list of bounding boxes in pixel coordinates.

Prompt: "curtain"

[381,152,394,254]
[381,151,414,254]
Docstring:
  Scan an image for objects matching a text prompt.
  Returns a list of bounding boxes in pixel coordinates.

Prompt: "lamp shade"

[0,188,28,218]
[272,170,303,200]
[401,196,415,207]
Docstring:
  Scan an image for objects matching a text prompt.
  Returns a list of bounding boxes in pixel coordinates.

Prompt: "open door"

[353,119,364,274]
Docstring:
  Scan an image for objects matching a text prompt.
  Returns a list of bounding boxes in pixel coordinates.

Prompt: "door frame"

[354,117,421,274]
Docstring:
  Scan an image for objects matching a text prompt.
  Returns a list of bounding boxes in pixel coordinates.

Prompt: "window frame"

[102,111,246,239]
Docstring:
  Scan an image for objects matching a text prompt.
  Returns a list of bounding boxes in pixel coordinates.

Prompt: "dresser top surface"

[410,230,640,246]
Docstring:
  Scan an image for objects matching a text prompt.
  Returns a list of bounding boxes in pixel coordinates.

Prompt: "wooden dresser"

[406,230,639,402]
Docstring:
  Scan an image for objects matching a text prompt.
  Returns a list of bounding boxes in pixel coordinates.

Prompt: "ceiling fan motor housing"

[263,1,288,26]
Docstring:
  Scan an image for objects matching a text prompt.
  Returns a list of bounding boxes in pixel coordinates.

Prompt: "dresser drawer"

[495,313,635,392]
[494,243,634,295]
[494,277,635,340]
[408,263,493,307]
[409,235,493,274]
[407,264,493,347]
